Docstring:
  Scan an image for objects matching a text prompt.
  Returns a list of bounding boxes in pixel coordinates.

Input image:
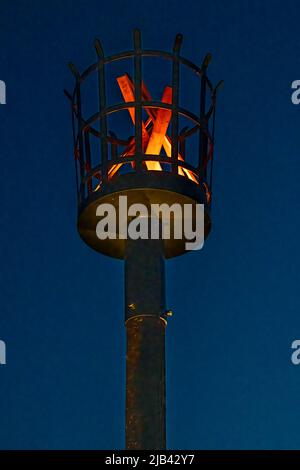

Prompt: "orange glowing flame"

[108,74,198,184]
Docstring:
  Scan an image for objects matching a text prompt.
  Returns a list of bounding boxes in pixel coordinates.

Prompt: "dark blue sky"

[1,0,300,450]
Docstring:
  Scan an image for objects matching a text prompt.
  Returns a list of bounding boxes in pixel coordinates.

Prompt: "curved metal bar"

[68,62,81,79]
[79,49,206,82]
[74,103,213,150]
[81,101,208,131]
[82,155,200,183]
[72,89,214,126]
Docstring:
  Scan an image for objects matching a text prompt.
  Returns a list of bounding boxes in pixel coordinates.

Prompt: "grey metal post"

[125,236,166,450]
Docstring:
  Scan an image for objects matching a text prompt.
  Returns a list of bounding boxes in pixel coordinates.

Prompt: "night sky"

[1,0,300,450]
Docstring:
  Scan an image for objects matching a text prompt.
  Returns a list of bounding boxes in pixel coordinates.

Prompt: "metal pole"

[125,236,166,450]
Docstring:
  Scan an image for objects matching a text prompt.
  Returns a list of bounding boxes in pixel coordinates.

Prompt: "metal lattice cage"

[66,30,221,207]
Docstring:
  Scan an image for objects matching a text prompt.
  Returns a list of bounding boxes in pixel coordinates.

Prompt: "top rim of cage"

[67,29,222,92]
